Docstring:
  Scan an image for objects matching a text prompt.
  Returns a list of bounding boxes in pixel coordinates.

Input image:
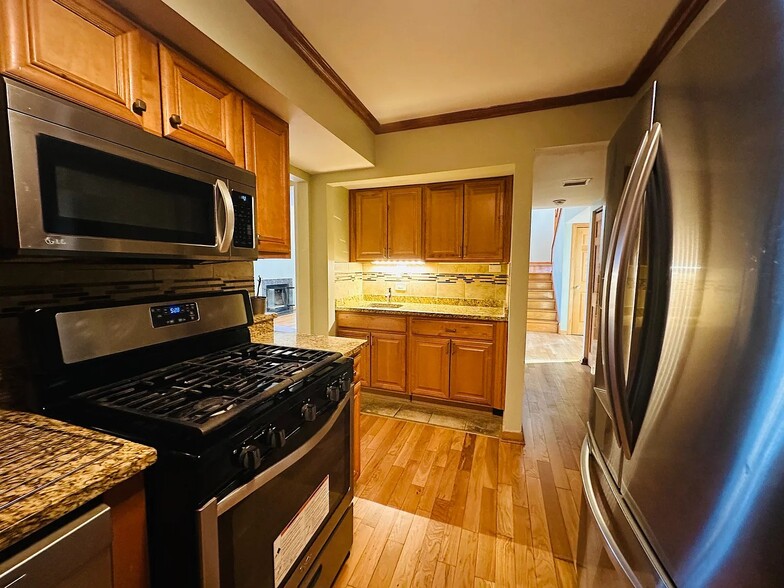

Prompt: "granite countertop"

[335,301,508,322]
[250,331,367,357]
[0,410,156,552]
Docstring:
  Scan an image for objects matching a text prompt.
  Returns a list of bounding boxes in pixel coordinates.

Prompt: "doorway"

[583,207,604,368]
[568,223,590,335]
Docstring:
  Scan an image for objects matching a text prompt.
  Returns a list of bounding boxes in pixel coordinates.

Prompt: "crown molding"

[250,0,709,134]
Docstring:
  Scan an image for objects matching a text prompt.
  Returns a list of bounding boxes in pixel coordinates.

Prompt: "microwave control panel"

[231,191,255,249]
[150,302,199,328]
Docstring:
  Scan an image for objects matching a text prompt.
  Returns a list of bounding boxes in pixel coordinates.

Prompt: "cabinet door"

[463,177,511,262]
[387,186,422,259]
[450,339,494,405]
[336,328,370,388]
[424,182,464,260]
[159,45,243,164]
[0,0,161,134]
[243,101,290,257]
[350,190,388,261]
[370,332,406,392]
[409,335,450,399]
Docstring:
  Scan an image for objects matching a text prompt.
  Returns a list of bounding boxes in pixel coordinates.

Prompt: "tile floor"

[361,392,503,437]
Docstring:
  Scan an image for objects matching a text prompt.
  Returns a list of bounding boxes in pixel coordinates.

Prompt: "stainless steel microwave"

[0,77,257,261]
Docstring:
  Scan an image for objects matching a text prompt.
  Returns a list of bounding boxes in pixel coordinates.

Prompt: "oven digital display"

[150,302,199,328]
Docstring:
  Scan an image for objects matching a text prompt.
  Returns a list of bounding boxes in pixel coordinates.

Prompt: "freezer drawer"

[577,436,671,588]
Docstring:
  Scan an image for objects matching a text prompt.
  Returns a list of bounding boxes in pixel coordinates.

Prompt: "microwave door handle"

[601,129,650,452]
[605,123,663,459]
[216,179,235,253]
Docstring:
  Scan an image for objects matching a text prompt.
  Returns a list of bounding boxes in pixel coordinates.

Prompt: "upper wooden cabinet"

[350,189,387,260]
[159,45,244,165]
[243,101,290,257]
[387,187,422,259]
[423,182,464,260]
[350,187,422,261]
[463,177,512,261]
[0,0,162,134]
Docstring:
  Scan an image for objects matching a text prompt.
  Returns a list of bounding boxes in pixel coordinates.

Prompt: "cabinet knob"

[169,114,182,128]
[132,99,147,114]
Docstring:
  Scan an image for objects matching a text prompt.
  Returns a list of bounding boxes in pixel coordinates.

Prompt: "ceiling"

[273,0,682,124]
[532,142,608,209]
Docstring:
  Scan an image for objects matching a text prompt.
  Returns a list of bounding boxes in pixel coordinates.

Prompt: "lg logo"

[44,236,67,246]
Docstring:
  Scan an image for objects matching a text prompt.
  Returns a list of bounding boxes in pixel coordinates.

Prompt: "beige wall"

[306,97,632,435]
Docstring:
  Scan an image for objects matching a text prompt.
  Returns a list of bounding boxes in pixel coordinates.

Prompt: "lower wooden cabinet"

[370,332,407,392]
[336,311,507,410]
[449,339,494,405]
[351,346,364,482]
[409,335,450,399]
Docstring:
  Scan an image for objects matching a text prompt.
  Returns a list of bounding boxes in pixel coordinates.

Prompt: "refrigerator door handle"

[581,437,643,588]
[604,123,663,458]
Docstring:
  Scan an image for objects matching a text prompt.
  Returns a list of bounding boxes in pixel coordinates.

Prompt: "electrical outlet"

[395,282,407,292]
[489,264,502,273]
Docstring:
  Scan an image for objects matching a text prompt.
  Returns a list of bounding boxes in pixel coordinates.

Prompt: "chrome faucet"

[386,288,392,303]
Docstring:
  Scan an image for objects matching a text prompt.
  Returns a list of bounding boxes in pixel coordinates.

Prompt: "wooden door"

[408,335,450,399]
[0,0,162,134]
[350,190,388,261]
[463,177,510,261]
[336,328,370,388]
[569,223,591,335]
[424,182,464,260]
[370,332,406,392]
[585,208,604,367]
[159,45,243,164]
[387,186,422,259]
[243,101,290,257]
[449,339,494,405]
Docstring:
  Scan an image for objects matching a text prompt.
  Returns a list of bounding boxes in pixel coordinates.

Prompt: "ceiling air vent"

[562,178,592,188]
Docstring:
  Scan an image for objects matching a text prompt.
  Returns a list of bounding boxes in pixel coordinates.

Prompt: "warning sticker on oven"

[274,475,330,587]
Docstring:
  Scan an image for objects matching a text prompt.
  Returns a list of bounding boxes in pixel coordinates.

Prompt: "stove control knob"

[237,443,262,471]
[302,402,318,422]
[327,382,341,402]
[339,373,352,393]
[264,427,287,448]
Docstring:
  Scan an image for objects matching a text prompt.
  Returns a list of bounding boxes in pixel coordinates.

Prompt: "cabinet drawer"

[336,312,406,333]
[410,318,494,340]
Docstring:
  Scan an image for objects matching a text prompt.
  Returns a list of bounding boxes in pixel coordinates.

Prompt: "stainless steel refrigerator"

[577,0,784,585]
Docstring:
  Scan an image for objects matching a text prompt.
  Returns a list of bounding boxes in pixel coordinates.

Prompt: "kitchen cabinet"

[350,189,387,260]
[159,44,244,165]
[423,182,464,260]
[243,100,291,257]
[349,186,423,261]
[347,345,366,482]
[408,335,450,399]
[449,339,494,405]
[336,311,508,410]
[335,328,370,388]
[370,332,407,392]
[0,0,162,134]
[463,177,512,261]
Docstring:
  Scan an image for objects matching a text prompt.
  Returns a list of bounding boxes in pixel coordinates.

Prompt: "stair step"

[529,290,554,300]
[528,310,557,321]
[528,281,552,290]
[527,320,559,333]
[528,300,556,310]
[528,273,552,282]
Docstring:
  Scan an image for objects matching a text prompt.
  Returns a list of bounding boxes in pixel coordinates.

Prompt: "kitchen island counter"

[250,331,367,357]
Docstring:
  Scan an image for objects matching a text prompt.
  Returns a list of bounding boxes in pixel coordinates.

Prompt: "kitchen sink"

[367,303,404,309]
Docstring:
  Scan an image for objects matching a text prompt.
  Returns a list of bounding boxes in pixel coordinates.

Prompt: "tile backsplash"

[334,262,508,307]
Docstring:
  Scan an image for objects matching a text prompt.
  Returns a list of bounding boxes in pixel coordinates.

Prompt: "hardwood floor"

[525,332,584,364]
[274,312,297,332]
[336,361,592,588]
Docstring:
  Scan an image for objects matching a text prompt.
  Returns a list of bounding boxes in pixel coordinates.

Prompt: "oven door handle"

[197,392,351,588]
[215,179,235,254]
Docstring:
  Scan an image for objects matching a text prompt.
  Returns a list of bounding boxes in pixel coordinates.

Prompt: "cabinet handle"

[169,114,182,128]
[445,328,457,333]
[132,99,147,114]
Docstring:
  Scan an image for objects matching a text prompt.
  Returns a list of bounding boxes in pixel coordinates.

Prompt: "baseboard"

[500,430,525,445]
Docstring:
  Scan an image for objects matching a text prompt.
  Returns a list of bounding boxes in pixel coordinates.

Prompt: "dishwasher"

[0,504,113,588]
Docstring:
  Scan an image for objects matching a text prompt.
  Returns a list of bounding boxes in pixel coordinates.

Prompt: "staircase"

[527,271,559,333]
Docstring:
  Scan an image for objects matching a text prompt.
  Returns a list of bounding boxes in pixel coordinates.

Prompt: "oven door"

[5,92,256,261]
[198,393,353,588]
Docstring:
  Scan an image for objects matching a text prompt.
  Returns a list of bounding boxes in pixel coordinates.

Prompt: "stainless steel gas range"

[21,290,354,587]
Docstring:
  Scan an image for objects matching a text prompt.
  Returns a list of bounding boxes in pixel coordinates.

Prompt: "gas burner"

[180,397,237,420]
